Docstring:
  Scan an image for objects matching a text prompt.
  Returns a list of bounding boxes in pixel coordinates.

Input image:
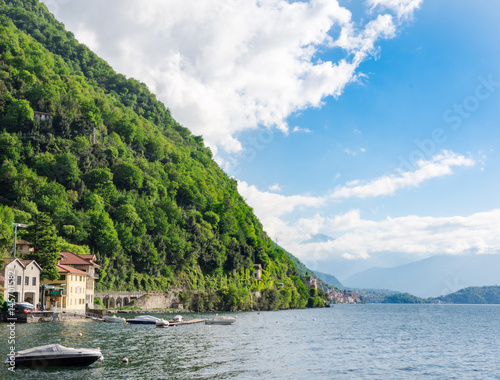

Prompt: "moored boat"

[126,315,163,325]
[155,319,170,327]
[204,315,236,325]
[104,315,126,323]
[5,344,103,368]
[14,302,35,309]
[172,315,184,322]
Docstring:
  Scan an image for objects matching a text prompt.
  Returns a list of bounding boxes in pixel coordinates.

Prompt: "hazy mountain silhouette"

[343,254,500,298]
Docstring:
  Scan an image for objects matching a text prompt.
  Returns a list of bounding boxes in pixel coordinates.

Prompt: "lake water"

[1,304,499,379]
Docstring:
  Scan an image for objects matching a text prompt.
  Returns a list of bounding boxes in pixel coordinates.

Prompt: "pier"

[166,318,205,327]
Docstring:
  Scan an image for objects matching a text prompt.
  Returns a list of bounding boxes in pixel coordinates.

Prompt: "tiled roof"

[19,260,42,270]
[34,111,54,116]
[59,251,90,265]
[16,239,32,245]
[56,264,89,276]
[59,251,100,268]
[3,258,42,270]
[79,254,95,260]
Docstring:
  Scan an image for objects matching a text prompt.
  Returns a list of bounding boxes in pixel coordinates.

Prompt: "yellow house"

[41,252,100,312]
[42,264,88,311]
[59,252,99,308]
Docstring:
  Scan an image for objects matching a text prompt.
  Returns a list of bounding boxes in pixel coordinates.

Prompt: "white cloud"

[44,0,421,155]
[237,180,325,241]
[235,150,491,263]
[289,209,500,261]
[268,183,282,192]
[292,126,313,133]
[368,0,423,20]
[342,146,367,156]
[331,151,475,199]
[238,181,325,217]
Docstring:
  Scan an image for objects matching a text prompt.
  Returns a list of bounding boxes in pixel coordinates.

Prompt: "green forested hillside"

[0,0,319,310]
[432,286,500,304]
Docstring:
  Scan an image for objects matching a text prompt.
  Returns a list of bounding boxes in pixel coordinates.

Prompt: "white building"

[1,258,42,307]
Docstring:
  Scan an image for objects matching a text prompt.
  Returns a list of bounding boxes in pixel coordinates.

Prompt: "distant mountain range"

[275,242,343,288]
[301,233,335,244]
[314,271,343,288]
[343,254,500,298]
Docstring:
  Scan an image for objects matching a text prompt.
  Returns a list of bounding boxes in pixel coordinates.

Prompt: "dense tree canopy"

[0,0,328,310]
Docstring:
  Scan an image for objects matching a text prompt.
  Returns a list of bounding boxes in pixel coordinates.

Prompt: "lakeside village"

[1,239,361,323]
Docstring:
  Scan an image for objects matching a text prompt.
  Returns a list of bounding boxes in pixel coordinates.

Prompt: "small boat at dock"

[155,319,170,327]
[126,315,164,325]
[204,315,236,325]
[104,315,126,323]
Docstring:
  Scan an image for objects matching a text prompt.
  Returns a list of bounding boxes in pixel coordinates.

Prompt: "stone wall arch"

[103,296,110,308]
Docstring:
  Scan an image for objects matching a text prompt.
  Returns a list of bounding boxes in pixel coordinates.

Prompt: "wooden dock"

[164,318,205,327]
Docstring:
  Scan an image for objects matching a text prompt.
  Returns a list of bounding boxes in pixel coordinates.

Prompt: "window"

[25,277,29,286]
[60,275,66,280]
[17,276,21,285]
[32,277,36,286]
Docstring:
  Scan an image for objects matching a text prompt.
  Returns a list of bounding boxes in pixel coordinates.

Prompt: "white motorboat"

[5,344,103,368]
[14,302,35,309]
[104,315,126,323]
[155,319,170,327]
[205,315,236,325]
[172,315,184,322]
[125,315,163,325]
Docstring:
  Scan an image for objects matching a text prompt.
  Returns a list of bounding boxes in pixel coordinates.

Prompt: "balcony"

[46,290,63,296]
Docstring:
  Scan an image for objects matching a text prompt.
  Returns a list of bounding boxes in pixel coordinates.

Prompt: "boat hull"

[13,354,102,368]
[126,320,157,325]
[126,315,163,324]
[104,317,126,323]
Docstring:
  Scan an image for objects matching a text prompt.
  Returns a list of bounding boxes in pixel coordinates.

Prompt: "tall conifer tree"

[25,212,60,281]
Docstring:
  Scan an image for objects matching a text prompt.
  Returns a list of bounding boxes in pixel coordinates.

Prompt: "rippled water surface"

[1,305,499,379]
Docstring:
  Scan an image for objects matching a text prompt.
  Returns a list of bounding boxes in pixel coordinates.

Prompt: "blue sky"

[43,0,500,279]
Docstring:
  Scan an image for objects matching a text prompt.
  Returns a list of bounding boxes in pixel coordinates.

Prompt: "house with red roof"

[41,252,100,312]
[15,239,34,258]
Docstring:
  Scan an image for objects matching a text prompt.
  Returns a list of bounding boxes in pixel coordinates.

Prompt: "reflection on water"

[1,306,500,379]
